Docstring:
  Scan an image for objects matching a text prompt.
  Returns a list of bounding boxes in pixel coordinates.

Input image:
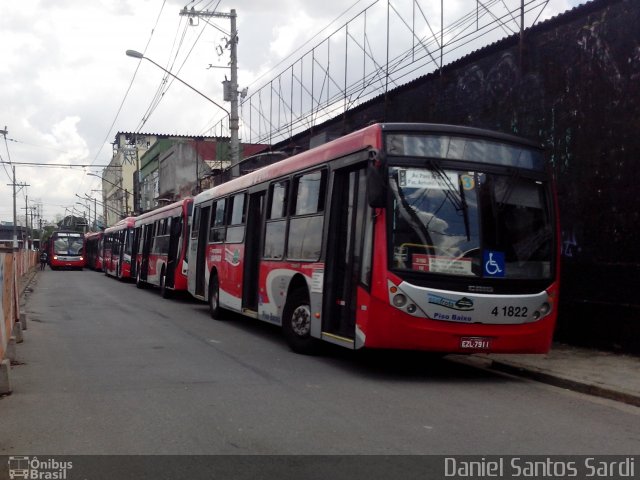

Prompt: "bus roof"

[104,216,136,233]
[84,231,103,240]
[135,197,193,225]
[194,123,383,205]
[194,123,542,205]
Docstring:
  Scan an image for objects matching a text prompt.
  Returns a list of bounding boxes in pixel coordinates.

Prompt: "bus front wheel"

[135,266,146,289]
[282,289,321,355]
[160,267,171,299]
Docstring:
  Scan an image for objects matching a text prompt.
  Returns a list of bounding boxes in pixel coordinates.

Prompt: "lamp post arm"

[131,53,230,117]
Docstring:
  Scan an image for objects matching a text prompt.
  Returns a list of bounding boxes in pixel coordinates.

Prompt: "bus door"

[195,205,211,297]
[165,215,182,288]
[242,190,266,313]
[323,164,371,344]
[132,227,141,278]
[141,224,153,280]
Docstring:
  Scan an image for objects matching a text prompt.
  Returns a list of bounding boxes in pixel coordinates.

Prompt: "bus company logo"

[7,456,73,479]
[428,294,475,311]
[224,248,241,266]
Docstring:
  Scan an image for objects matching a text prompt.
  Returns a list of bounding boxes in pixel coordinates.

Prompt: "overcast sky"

[0,0,584,224]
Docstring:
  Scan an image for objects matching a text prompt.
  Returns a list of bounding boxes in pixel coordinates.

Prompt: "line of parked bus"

[57,123,562,355]
[82,198,193,300]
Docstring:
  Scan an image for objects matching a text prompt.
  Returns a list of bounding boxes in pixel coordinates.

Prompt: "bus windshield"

[53,234,84,256]
[389,166,553,280]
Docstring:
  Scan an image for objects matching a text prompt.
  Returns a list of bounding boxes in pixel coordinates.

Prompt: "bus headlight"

[532,302,551,321]
[387,280,426,317]
[392,294,407,307]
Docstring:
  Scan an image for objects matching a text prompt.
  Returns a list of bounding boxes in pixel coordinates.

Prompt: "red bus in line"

[49,230,85,270]
[103,217,136,280]
[133,198,193,297]
[84,231,104,271]
[188,123,560,354]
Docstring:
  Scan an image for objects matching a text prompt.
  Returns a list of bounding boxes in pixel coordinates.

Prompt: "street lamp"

[125,49,240,176]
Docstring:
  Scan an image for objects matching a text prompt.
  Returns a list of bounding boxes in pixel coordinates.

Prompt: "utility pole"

[6,169,30,250]
[0,127,16,249]
[180,7,240,177]
[12,166,17,249]
[22,195,29,250]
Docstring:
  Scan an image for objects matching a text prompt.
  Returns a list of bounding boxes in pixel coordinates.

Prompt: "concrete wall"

[1,251,37,361]
[276,0,640,352]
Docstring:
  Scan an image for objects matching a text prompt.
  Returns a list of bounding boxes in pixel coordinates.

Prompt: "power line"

[1,161,113,168]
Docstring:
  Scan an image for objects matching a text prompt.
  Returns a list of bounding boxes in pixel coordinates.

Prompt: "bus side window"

[209,199,226,243]
[192,206,201,239]
[226,193,246,243]
[264,180,289,259]
[287,170,326,261]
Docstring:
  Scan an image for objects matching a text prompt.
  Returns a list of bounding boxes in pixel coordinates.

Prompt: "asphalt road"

[1,269,639,455]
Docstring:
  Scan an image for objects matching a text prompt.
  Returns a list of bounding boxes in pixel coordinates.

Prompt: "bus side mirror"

[367,149,386,208]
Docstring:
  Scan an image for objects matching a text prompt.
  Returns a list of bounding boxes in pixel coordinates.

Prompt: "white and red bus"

[188,123,560,354]
[48,230,86,270]
[133,198,193,297]
[103,217,136,280]
[84,231,104,271]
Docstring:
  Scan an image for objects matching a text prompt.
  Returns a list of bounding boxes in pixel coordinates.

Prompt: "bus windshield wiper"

[499,168,522,208]
[427,159,464,211]
[427,159,471,240]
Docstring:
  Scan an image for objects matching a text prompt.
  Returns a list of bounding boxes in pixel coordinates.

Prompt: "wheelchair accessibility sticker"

[483,250,505,277]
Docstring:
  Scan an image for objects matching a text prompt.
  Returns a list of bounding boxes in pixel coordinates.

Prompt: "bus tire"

[208,272,223,320]
[282,288,321,355]
[160,267,171,299]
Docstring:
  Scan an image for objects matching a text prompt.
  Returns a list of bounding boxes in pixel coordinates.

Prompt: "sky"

[0,0,585,225]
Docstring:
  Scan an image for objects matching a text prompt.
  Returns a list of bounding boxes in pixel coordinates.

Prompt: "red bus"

[49,230,86,270]
[103,217,136,280]
[133,198,193,297]
[84,231,104,271]
[188,123,559,354]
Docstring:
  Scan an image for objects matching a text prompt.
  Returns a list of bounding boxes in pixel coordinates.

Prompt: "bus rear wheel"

[282,289,321,355]
[208,273,223,320]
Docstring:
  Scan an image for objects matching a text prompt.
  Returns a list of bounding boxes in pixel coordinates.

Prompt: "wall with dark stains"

[279,0,640,352]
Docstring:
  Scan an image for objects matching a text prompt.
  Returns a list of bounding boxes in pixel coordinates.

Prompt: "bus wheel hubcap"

[291,305,311,336]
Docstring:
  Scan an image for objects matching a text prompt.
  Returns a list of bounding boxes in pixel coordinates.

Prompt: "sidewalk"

[17,269,640,407]
[452,344,640,407]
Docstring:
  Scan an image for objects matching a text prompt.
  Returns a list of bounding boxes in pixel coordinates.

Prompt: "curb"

[19,267,38,299]
[448,355,640,408]
[488,360,640,408]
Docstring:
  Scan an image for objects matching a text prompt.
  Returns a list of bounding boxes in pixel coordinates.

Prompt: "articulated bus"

[84,231,104,271]
[133,198,193,297]
[49,230,85,270]
[188,123,559,354]
[103,217,136,280]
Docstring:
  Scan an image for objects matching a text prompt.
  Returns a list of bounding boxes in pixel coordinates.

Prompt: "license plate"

[460,337,492,350]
